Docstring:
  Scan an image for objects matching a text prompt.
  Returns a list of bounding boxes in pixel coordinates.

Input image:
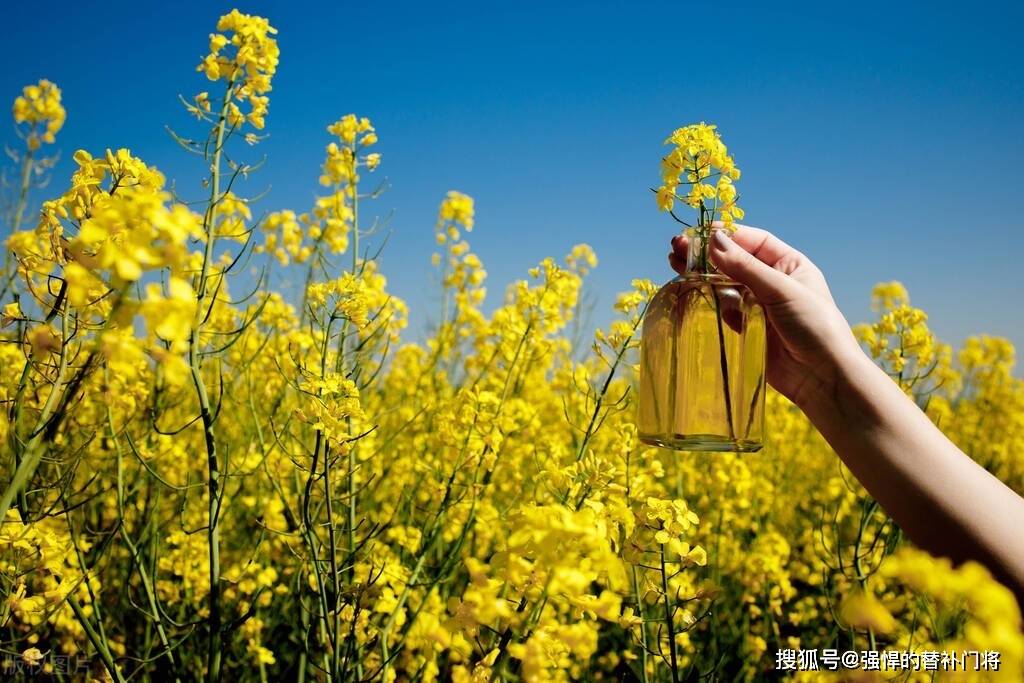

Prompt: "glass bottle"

[638,228,766,451]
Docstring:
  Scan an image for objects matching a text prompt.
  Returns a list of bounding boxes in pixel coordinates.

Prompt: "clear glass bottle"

[638,228,766,452]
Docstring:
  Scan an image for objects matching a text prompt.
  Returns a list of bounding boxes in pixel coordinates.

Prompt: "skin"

[670,224,1024,604]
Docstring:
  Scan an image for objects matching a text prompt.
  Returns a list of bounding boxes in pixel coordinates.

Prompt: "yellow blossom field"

[2,9,1023,683]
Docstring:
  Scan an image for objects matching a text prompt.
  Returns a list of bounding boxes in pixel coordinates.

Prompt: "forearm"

[799,345,1024,600]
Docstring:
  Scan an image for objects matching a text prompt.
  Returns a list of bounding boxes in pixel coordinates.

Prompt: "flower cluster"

[434,191,486,345]
[12,79,65,150]
[1,510,93,652]
[837,546,1024,681]
[258,114,379,267]
[307,271,371,328]
[295,373,366,445]
[197,9,279,129]
[655,122,743,227]
[854,281,959,394]
[438,190,475,231]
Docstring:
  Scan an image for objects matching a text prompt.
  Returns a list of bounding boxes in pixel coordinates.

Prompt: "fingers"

[708,229,796,304]
[721,222,835,303]
[671,225,815,305]
[711,222,798,267]
[669,234,688,275]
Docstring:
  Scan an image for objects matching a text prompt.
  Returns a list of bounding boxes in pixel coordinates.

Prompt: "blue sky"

[4,0,1023,356]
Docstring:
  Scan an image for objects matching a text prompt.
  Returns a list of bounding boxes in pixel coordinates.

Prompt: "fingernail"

[712,230,731,251]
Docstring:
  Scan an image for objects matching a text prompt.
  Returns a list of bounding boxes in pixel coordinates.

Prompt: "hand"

[674,226,1024,602]
[670,224,861,407]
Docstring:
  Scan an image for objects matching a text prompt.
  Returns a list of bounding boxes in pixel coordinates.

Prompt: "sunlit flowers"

[655,122,743,227]
[141,277,198,348]
[197,9,279,130]
[2,9,1023,683]
[438,190,475,233]
[321,113,379,187]
[12,79,65,151]
[306,271,369,327]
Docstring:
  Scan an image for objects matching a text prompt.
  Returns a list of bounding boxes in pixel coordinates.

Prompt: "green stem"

[660,544,680,683]
[109,389,181,680]
[0,300,71,523]
[68,595,126,683]
[0,149,35,301]
[12,148,34,232]
[345,150,363,681]
[710,284,737,442]
[193,79,235,683]
[631,566,650,683]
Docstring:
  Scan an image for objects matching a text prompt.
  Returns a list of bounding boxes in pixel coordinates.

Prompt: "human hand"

[670,225,862,407]
[671,229,1024,603]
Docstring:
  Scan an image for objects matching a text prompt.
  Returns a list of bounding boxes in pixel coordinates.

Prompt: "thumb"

[709,229,794,304]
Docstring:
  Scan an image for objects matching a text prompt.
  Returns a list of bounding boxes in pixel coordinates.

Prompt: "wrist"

[794,338,880,428]
[790,339,872,419]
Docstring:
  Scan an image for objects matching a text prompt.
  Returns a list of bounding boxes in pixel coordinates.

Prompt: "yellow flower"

[655,185,676,211]
[253,645,275,665]
[63,262,105,308]
[1,302,22,326]
[21,647,44,666]
[327,113,373,145]
[13,79,65,150]
[656,122,742,226]
[295,373,366,443]
[839,591,896,635]
[26,324,61,356]
[196,10,279,130]
[306,271,369,328]
[141,277,197,347]
[439,191,475,231]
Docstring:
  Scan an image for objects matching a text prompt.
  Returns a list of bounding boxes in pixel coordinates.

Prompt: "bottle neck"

[683,226,726,276]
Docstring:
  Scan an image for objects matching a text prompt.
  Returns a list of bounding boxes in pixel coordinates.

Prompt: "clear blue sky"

[4,0,1023,356]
